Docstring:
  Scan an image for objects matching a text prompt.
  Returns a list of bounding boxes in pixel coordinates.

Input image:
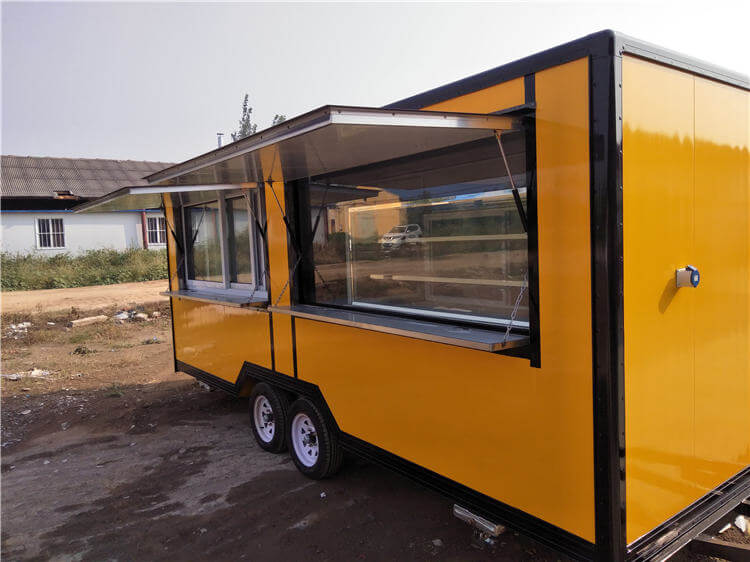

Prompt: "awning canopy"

[73,183,249,213]
[75,105,518,213]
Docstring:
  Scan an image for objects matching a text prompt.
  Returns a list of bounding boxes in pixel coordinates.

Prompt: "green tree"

[231,94,258,142]
[272,114,287,125]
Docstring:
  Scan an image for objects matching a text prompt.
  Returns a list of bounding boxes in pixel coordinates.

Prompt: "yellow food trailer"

[78,30,749,561]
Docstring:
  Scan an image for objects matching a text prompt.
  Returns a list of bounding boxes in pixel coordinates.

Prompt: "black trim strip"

[340,432,596,560]
[589,36,627,561]
[523,74,541,368]
[291,316,298,378]
[385,30,746,111]
[386,31,611,110]
[268,313,276,372]
[177,360,243,395]
[238,361,339,430]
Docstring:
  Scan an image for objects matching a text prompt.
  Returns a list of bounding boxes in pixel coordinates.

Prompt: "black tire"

[287,397,343,479]
[248,382,289,453]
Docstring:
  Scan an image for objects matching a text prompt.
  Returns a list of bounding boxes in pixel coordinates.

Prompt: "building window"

[37,218,65,249]
[147,216,166,245]
[183,190,264,294]
[297,131,530,328]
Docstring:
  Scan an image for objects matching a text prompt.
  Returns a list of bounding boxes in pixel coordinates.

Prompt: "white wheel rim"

[253,395,275,443]
[291,413,319,467]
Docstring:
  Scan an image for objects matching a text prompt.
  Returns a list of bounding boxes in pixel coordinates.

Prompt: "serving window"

[294,129,533,333]
[181,189,266,298]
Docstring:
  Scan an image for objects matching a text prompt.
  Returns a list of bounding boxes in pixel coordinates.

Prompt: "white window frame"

[182,190,266,298]
[146,216,167,246]
[35,217,66,249]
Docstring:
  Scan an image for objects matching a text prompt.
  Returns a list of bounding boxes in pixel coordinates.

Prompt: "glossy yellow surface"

[296,58,596,541]
[623,56,750,544]
[163,195,179,291]
[172,298,271,382]
[693,77,750,488]
[424,76,525,113]
[166,185,275,387]
[261,148,295,376]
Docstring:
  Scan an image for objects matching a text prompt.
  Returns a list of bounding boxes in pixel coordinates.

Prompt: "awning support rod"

[494,130,528,233]
[494,130,529,344]
[266,179,333,306]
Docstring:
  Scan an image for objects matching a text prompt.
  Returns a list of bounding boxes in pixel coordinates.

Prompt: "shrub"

[0,248,167,291]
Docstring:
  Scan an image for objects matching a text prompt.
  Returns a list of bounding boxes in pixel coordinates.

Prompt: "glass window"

[300,132,529,327]
[226,197,254,285]
[187,202,223,283]
[182,190,265,294]
[37,218,65,248]
[147,216,166,245]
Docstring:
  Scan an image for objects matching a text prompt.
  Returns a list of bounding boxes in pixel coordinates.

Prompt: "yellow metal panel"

[623,55,750,543]
[296,58,595,541]
[262,149,291,307]
[163,195,179,291]
[423,77,525,113]
[693,77,750,485]
[172,298,272,380]
[261,147,296,374]
[623,55,697,544]
[272,314,295,376]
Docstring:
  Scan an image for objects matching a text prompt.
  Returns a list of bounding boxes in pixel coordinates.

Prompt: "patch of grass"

[109,343,136,351]
[72,345,96,355]
[67,322,121,345]
[1,248,167,291]
[106,382,124,397]
[68,330,95,345]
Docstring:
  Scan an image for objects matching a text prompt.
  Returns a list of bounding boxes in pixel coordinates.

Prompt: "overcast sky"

[2,1,748,164]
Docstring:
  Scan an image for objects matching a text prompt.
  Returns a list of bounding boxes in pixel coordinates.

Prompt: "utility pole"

[216,132,224,148]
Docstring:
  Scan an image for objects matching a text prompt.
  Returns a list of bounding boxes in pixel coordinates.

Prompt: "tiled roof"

[0,155,174,199]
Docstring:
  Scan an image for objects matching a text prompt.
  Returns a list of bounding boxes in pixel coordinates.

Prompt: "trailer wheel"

[287,397,343,479]
[249,382,289,453]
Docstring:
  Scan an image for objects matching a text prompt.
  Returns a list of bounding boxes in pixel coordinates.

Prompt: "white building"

[0,155,173,255]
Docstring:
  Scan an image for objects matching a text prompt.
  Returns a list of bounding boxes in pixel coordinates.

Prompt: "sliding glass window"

[183,189,265,295]
[298,130,530,328]
[187,202,223,283]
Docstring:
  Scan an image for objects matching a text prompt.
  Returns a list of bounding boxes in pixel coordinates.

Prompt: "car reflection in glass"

[379,224,422,252]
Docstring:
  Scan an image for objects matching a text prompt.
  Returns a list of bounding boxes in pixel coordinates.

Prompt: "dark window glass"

[302,133,528,326]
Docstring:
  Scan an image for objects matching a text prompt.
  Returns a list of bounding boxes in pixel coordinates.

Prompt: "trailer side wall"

[622,55,750,544]
[164,191,274,383]
[295,57,597,542]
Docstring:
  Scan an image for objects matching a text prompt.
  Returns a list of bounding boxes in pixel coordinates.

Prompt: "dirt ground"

[1,280,168,315]
[0,285,741,561]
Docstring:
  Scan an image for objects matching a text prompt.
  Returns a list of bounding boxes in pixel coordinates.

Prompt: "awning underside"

[73,184,249,213]
[75,105,519,213]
